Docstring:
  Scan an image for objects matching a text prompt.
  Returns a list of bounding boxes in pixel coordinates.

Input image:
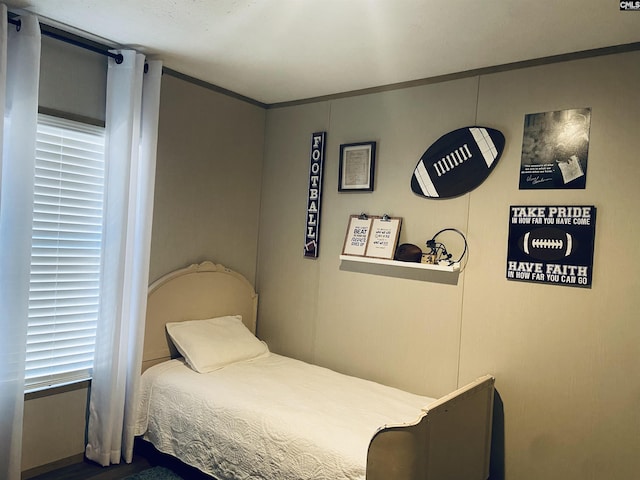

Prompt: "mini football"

[394,243,422,262]
[519,227,575,261]
[411,126,505,199]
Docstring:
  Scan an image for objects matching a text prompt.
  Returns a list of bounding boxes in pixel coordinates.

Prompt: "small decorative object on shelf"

[421,253,437,264]
[426,228,468,267]
[394,243,422,263]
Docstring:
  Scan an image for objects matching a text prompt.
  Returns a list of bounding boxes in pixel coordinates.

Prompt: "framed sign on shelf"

[342,214,372,256]
[342,214,402,260]
[338,141,376,192]
[365,215,402,259]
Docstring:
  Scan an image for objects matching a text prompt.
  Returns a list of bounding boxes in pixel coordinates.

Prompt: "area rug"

[123,466,184,480]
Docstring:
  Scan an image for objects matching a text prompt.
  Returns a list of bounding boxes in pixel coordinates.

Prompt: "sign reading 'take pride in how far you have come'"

[506,205,596,288]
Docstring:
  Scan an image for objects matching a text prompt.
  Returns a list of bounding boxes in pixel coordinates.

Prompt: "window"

[25,114,106,392]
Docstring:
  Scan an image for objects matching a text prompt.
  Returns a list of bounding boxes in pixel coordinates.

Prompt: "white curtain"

[0,7,41,480]
[85,51,162,466]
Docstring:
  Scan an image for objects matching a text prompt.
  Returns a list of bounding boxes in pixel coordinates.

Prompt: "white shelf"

[339,255,460,272]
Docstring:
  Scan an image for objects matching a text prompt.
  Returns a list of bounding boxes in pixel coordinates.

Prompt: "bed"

[134,261,495,480]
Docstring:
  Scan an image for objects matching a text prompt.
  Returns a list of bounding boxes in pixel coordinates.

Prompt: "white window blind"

[26,114,106,392]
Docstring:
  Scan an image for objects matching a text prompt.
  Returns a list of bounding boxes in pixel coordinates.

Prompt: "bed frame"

[141,261,495,480]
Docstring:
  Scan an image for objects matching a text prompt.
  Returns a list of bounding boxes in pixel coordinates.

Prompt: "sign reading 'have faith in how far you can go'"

[506,205,596,288]
[304,132,326,258]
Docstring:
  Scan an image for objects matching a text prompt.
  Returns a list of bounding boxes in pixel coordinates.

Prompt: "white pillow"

[166,315,268,373]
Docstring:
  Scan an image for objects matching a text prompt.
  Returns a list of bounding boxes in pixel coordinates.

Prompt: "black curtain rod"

[8,15,124,64]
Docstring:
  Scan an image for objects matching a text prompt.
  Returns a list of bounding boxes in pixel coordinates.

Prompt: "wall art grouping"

[308,107,597,285]
[506,205,596,288]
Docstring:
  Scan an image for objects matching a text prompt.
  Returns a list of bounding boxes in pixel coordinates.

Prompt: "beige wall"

[460,52,640,479]
[148,74,265,284]
[257,50,640,480]
[38,36,107,122]
[22,388,88,473]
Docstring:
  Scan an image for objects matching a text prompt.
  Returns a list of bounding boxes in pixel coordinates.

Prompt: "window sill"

[25,379,91,400]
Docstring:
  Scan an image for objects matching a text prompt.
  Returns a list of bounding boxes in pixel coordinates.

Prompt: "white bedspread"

[135,353,435,480]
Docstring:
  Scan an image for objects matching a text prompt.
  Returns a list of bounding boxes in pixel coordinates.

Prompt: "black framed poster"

[519,108,591,190]
[506,205,596,288]
[338,141,376,192]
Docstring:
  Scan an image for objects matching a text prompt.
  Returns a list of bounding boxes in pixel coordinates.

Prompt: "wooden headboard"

[142,261,258,371]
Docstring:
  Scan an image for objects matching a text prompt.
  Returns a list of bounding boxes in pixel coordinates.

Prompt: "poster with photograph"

[519,108,591,189]
[506,205,596,288]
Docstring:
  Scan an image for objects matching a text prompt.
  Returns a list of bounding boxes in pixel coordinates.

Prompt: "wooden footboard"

[366,375,495,480]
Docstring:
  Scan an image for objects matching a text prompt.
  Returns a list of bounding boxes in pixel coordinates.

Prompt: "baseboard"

[21,453,85,479]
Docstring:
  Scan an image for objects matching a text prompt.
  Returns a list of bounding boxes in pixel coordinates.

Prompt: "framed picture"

[338,141,376,192]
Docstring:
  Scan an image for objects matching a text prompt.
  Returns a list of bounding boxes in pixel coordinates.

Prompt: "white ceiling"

[6,0,640,105]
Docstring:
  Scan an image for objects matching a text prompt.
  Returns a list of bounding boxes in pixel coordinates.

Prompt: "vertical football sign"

[304,132,326,258]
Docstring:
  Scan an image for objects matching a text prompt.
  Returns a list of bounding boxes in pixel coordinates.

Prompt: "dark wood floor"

[26,456,151,480]
[27,439,215,480]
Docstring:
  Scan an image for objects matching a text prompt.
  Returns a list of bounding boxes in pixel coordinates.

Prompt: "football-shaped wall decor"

[411,126,505,199]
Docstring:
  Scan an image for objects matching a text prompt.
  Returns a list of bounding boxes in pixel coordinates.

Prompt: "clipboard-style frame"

[342,214,373,256]
[342,214,402,260]
[365,215,402,259]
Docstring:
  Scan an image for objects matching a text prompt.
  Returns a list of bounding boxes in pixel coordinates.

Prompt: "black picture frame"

[338,141,376,192]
